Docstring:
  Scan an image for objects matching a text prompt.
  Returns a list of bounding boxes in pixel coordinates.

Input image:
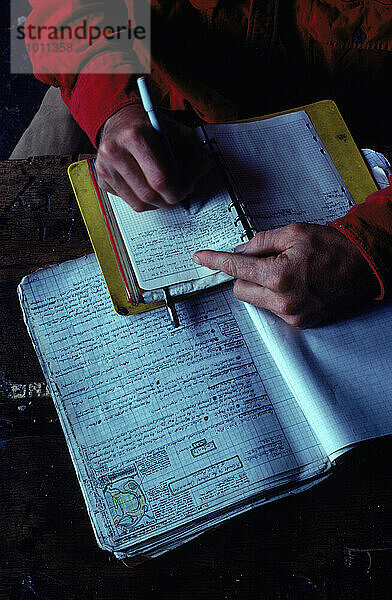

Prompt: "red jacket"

[26,0,392,298]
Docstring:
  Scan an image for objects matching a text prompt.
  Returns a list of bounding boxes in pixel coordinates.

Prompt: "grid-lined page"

[204,111,353,230]
[19,254,327,556]
[246,301,392,459]
[107,167,242,290]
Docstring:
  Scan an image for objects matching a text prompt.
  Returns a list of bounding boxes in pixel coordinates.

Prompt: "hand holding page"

[193,221,379,329]
[101,110,356,299]
[68,101,377,315]
[106,166,241,291]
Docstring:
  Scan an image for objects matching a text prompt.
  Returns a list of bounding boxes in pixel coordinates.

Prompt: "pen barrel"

[137,76,179,181]
[146,109,163,134]
[137,76,154,112]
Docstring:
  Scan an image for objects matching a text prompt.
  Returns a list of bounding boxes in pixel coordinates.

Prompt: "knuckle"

[286,222,306,237]
[221,256,238,278]
[123,124,149,146]
[252,231,265,250]
[274,296,297,315]
[148,171,181,204]
[97,177,109,191]
[100,138,120,159]
[95,170,111,190]
[94,157,106,177]
[149,171,169,194]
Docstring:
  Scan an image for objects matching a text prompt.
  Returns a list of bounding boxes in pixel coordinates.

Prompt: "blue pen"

[137,75,181,328]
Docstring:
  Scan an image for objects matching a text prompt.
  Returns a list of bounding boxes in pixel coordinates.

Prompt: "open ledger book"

[68,101,376,313]
[19,101,392,560]
[19,257,392,560]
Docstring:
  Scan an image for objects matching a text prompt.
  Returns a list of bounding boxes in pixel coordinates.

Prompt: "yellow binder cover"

[68,100,377,316]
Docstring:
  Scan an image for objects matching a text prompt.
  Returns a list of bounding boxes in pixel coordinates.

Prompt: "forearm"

[25,0,143,145]
[60,70,141,147]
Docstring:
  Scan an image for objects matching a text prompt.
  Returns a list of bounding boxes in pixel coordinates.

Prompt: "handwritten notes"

[107,168,242,290]
[105,111,352,294]
[19,254,326,557]
[204,111,353,231]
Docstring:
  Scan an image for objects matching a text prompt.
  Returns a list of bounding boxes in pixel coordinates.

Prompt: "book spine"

[199,123,257,242]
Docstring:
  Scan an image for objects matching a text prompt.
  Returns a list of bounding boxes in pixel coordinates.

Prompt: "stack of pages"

[18,104,392,560]
[19,254,392,559]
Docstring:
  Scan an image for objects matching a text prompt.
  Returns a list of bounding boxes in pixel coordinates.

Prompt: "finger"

[98,180,119,196]
[100,169,158,212]
[192,250,280,289]
[234,223,305,256]
[128,127,185,205]
[105,152,171,210]
[233,279,301,317]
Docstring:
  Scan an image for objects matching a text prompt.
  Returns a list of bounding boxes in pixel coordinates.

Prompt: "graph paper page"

[18,255,327,555]
[246,302,392,459]
[204,111,353,230]
[107,167,242,290]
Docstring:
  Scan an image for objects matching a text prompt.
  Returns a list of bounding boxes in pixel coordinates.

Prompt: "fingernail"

[192,253,201,264]
[234,243,247,253]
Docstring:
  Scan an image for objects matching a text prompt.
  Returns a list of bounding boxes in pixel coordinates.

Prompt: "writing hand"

[95,104,211,211]
[193,223,380,328]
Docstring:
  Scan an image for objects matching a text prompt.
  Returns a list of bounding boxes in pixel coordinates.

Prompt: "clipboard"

[68,100,377,316]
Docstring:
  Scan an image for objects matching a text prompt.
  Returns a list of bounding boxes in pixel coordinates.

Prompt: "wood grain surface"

[0,155,391,600]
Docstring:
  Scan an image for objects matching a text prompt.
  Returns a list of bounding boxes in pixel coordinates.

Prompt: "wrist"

[328,222,384,300]
[98,100,144,146]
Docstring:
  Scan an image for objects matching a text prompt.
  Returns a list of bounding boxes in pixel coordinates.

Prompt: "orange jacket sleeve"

[25,0,143,145]
[329,180,392,300]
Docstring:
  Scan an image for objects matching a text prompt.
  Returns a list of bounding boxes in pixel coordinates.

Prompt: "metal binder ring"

[240,229,255,241]
[234,216,242,226]
[228,201,235,212]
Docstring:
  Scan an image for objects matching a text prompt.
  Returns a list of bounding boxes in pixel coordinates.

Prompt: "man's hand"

[193,223,380,328]
[95,104,211,211]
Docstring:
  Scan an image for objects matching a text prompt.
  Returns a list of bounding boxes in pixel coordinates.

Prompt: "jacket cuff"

[328,183,392,301]
[60,54,142,147]
[328,220,385,300]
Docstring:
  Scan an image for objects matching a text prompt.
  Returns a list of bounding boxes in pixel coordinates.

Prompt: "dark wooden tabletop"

[0,155,391,600]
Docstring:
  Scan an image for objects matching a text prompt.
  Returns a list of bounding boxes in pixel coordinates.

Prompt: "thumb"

[234,228,290,256]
